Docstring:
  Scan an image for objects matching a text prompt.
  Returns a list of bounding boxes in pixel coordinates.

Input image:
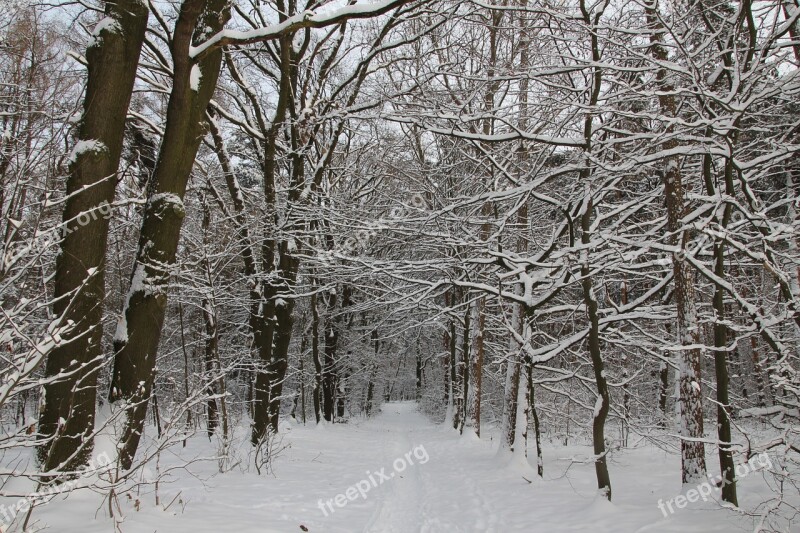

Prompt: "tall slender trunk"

[415,337,423,402]
[451,289,467,432]
[109,0,230,471]
[501,349,520,451]
[528,364,542,476]
[38,0,149,474]
[208,112,276,442]
[646,0,706,484]
[467,295,485,436]
[322,290,338,422]
[704,149,737,504]
[312,290,323,423]
[658,359,669,427]
[502,204,528,452]
[200,198,220,437]
[365,329,378,416]
[443,322,451,413]
[580,196,612,500]
[447,310,458,428]
[467,4,503,438]
[621,280,630,446]
[267,269,298,431]
[201,297,219,436]
[501,2,530,452]
[457,301,471,434]
[578,0,611,499]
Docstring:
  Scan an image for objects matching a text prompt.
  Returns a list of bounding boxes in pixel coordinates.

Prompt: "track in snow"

[29,401,781,533]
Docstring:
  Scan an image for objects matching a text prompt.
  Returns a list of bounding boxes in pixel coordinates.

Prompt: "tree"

[37,0,149,474]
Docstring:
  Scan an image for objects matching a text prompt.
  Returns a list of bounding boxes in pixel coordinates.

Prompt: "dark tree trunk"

[266,273,297,432]
[529,364,543,477]
[365,329,379,416]
[415,342,423,402]
[443,325,451,407]
[200,198,219,437]
[704,151,738,504]
[580,197,612,501]
[336,371,347,418]
[750,336,768,408]
[312,290,323,422]
[109,0,230,471]
[577,0,611,499]
[322,290,338,422]
[202,297,219,437]
[646,2,706,484]
[38,0,149,474]
[658,360,669,428]
[456,302,470,434]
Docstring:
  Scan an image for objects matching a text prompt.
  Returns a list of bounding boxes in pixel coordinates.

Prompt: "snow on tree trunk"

[645,2,707,485]
[466,295,484,437]
[38,0,148,475]
[109,0,230,471]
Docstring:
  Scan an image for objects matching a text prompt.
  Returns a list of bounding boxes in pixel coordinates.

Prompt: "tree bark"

[580,196,612,501]
[645,0,707,484]
[109,0,230,471]
[312,290,323,423]
[38,0,148,474]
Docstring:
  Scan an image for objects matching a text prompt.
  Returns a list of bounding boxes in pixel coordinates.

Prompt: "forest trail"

[361,402,505,533]
[31,402,769,532]
[331,401,528,533]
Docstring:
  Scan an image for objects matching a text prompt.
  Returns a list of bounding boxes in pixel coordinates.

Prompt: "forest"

[0,0,799,530]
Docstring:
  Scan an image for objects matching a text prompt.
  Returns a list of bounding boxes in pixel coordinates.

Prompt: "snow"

[67,139,107,164]
[113,309,128,344]
[0,322,67,408]
[190,64,202,92]
[7,402,795,532]
[92,17,121,36]
[150,193,186,219]
[189,0,407,59]
[150,192,183,207]
[292,32,303,54]
[114,263,149,344]
[593,395,603,418]
[88,16,121,47]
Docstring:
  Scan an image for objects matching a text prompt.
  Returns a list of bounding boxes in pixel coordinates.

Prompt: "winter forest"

[1,0,800,530]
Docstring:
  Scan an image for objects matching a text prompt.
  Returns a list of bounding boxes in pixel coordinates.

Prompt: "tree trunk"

[201,297,219,437]
[501,0,530,456]
[322,289,338,422]
[645,2,706,484]
[312,290,323,422]
[577,0,612,499]
[502,204,528,453]
[528,364,542,477]
[38,0,149,474]
[365,331,377,417]
[109,0,230,471]
[415,337,423,402]
[700,143,738,503]
[580,196,612,501]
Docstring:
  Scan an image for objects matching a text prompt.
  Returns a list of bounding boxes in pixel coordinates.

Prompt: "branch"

[190,0,421,60]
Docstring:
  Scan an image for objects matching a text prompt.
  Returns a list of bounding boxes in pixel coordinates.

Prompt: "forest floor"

[10,402,794,532]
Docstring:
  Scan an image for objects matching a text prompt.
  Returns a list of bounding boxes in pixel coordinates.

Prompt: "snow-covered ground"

[5,402,794,532]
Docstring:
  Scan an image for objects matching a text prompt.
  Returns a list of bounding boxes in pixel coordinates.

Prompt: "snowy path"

[30,401,784,532]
